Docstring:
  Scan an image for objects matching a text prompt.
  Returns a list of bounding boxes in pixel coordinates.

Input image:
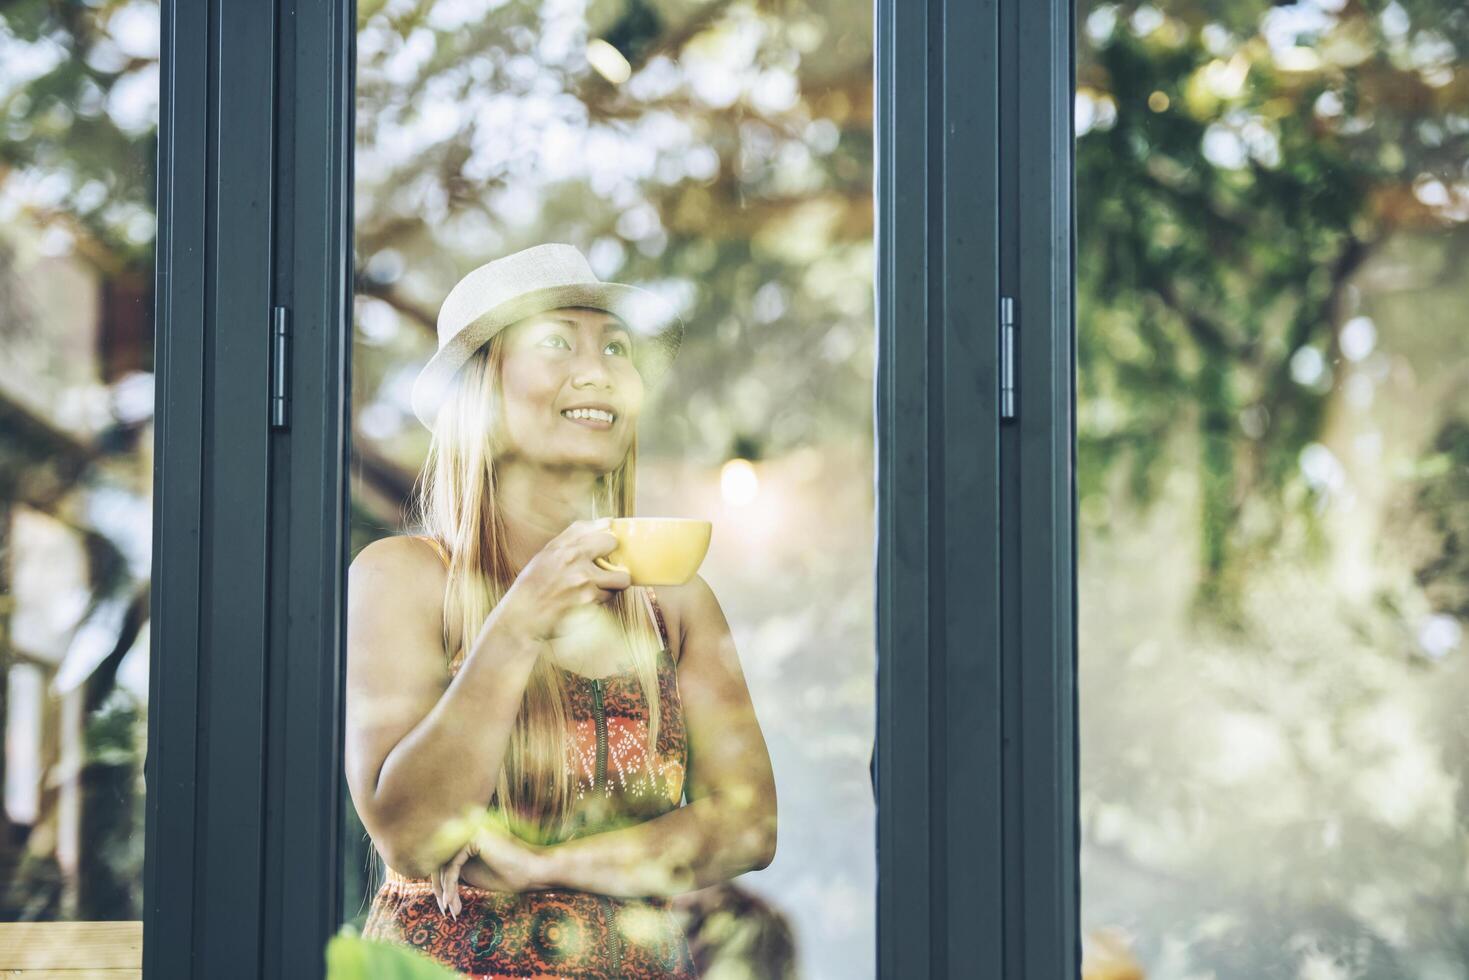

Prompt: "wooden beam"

[0,921,142,970]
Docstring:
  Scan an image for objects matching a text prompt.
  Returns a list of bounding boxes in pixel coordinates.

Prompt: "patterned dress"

[362,587,697,979]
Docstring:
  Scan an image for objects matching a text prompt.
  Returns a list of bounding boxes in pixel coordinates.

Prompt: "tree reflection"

[1079,2,1469,976]
[0,2,156,922]
[347,2,875,977]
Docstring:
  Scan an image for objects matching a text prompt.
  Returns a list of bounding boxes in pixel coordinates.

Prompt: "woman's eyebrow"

[544,317,632,340]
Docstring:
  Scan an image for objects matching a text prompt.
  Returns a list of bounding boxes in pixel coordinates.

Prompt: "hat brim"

[410,280,683,430]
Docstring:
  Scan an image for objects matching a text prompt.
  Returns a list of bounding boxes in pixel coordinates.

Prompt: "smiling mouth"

[560,409,615,430]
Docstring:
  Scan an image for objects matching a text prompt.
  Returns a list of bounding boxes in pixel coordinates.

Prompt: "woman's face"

[495,306,645,472]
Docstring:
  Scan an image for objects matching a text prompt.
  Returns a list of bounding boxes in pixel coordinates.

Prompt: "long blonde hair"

[406,318,665,846]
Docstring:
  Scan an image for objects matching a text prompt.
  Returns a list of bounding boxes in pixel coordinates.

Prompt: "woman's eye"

[539,335,629,356]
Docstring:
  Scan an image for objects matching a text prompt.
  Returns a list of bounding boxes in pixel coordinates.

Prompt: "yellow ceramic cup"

[592,518,713,586]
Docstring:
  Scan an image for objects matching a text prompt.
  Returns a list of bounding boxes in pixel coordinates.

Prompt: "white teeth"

[563,408,614,423]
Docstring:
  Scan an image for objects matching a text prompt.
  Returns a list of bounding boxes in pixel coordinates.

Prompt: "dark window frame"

[143,0,1075,976]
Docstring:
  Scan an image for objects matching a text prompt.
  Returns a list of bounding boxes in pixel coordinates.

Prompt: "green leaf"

[325,930,463,980]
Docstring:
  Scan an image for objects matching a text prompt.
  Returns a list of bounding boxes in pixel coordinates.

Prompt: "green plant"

[324,927,462,980]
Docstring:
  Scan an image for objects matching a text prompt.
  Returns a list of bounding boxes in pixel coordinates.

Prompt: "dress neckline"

[547,585,672,682]
[551,645,671,683]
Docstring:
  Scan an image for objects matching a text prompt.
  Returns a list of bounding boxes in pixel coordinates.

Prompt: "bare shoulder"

[651,573,725,667]
[348,536,451,630]
[342,535,456,820]
[350,534,449,589]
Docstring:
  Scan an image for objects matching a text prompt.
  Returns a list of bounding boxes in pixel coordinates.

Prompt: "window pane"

[339,3,876,978]
[1078,2,1469,976]
[0,1,156,971]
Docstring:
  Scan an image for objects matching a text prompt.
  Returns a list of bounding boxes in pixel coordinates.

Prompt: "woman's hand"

[429,822,549,918]
[493,517,631,643]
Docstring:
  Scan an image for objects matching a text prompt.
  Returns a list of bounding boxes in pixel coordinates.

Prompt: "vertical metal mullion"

[998,0,1026,974]
[147,0,277,974]
[143,0,209,974]
[1010,0,1080,973]
[262,0,355,972]
[198,0,277,972]
[877,0,1005,975]
[875,0,936,975]
[940,0,1005,977]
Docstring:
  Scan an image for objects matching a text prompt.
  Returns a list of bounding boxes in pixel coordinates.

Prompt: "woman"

[344,243,778,978]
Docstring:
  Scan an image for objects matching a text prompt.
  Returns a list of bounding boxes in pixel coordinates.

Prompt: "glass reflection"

[1078,2,1469,977]
[0,1,157,971]
[342,2,875,978]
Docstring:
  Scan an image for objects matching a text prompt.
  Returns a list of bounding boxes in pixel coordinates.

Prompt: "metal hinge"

[270,306,290,430]
[1000,295,1016,422]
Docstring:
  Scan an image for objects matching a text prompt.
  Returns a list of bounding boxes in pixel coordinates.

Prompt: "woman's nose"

[570,345,613,387]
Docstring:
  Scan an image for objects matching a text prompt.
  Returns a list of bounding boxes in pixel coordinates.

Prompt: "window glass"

[340,3,876,977]
[0,1,156,970]
[1078,2,1469,975]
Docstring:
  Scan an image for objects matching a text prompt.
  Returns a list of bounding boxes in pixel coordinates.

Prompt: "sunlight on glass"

[1273,45,1322,72]
[1339,316,1377,362]
[1417,613,1461,660]
[586,38,631,84]
[1195,54,1250,103]
[1129,5,1164,38]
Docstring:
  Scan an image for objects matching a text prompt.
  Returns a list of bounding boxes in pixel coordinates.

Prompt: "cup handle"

[593,555,627,573]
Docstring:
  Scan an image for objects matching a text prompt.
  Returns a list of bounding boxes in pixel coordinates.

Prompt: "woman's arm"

[462,572,778,898]
[345,537,543,878]
[460,796,770,898]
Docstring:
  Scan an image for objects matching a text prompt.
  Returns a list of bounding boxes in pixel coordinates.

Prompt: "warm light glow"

[586,38,632,84]
[720,458,759,506]
[1147,90,1170,112]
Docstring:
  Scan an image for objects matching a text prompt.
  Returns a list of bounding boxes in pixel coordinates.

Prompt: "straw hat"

[410,242,684,430]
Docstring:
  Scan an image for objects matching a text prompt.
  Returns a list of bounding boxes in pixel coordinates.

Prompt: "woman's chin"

[549,452,628,475]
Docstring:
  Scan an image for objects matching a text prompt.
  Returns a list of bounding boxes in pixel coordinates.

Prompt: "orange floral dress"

[362,587,696,979]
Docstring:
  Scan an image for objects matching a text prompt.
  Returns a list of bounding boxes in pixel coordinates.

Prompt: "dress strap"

[419,535,450,569]
[643,586,670,653]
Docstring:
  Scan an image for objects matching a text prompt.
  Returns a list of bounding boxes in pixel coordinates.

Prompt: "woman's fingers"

[427,829,530,919]
[443,844,472,919]
[444,864,460,919]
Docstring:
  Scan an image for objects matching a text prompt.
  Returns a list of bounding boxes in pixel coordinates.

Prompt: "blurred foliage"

[1,0,157,925]
[13,0,1467,976]
[1076,0,1469,619]
[1078,3,1469,978]
[326,928,462,980]
[78,686,147,916]
[348,6,876,977]
[0,1,157,281]
[1386,414,1469,618]
[350,0,874,475]
[678,881,800,979]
